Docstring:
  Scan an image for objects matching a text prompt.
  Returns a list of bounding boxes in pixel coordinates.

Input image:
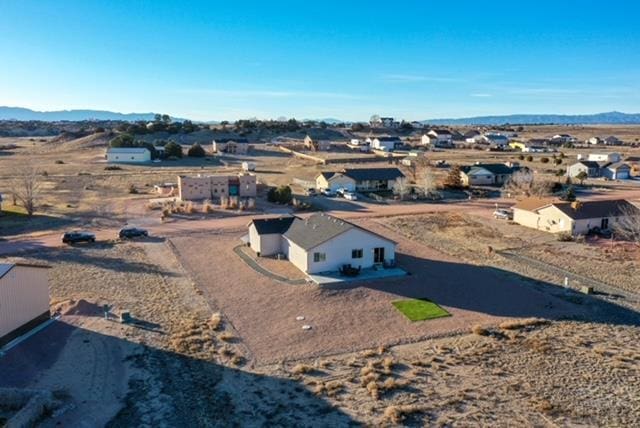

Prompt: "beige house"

[315,172,356,193]
[178,173,256,201]
[247,213,396,275]
[212,138,251,154]
[512,198,639,236]
[0,263,50,346]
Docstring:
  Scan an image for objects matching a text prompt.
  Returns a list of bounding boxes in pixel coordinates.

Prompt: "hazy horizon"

[1,1,639,121]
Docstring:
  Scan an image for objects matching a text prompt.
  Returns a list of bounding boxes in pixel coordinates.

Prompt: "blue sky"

[0,1,639,121]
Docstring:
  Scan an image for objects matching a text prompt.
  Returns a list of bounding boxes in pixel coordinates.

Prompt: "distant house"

[460,163,518,186]
[422,129,453,148]
[625,157,640,176]
[315,172,357,193]
[212,138,251,154]
[343,168,405,191]
[603,136,623,146]
[463,130,481,142]
[178,173,256,201]
[512,198,639,236]
[368,136,403,151]
[411,121,424,129]
[586,137,603,145]
[601,162,631,180]
[0,263,50,347]
[247,213,396,274]
[551,134,577,144]
[510,141,549,153]
[106,147,151,163]
[482,133,510,148]
[567,161,601,179]
[586,152,621,163]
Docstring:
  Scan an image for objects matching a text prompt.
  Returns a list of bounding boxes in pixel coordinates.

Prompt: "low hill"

[0,106,186,122]
[423,111,640,126]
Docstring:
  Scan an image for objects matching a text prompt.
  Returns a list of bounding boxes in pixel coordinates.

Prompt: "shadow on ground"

[326,252,640,327]
[0,320,357,427]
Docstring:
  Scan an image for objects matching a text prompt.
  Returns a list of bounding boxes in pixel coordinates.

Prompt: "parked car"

[306,188,317,196]
[62,231,96,244]
[343,191,358,201]
[493,209,513,220]
[119,227,149,239]
[321,189,334,197]
[335,187,346,196]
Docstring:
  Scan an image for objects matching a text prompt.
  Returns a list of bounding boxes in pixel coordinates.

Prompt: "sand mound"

[58,299,103,316]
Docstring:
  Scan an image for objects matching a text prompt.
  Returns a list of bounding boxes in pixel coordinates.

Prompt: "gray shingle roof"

[461,163,514,175]
[343,168,405,181]
[575,161,600,168]
[553,200,639,220]
[283,213,355,250]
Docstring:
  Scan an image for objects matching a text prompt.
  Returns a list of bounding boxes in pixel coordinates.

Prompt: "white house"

[247,213,397,274]
[460,163,518,186]
[0,263,50,346]
[367,136,403,151]
[601,162,631,180]
[586,137,603,145]
[106,147,151,163]
[422,129,453,148]
[587,152,621,163]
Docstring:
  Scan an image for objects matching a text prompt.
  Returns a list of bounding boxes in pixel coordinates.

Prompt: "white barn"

[247,213,396,274]
[0,263,50,346]
[106,147,151,163]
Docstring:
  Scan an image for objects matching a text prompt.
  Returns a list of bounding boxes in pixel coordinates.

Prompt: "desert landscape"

[2,3,640,426]
[2,118,640,426]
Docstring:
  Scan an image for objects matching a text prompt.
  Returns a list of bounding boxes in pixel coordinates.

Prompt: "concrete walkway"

[309,267,408,285]
[233,245,308,285]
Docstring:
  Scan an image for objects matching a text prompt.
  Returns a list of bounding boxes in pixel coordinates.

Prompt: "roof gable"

[251,216,296,235]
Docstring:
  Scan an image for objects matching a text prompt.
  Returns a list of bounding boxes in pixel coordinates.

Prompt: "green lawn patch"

[392,298,451,321]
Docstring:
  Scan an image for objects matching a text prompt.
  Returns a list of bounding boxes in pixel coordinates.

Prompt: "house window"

[352,249,363,259]
[313,252,326,262]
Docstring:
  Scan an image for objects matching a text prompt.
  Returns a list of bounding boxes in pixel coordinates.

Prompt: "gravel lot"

[171,224,584,365]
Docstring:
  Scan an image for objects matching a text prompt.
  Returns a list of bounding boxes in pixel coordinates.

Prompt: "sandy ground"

[170,225,586,365]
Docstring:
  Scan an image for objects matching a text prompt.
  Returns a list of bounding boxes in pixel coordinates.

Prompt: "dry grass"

[383,404,426,424]
[471,324,490,336]
[499,318,549,330]
[290,364,314,375]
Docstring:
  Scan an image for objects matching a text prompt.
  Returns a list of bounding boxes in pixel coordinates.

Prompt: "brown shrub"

[499,318,549,330]
[291,364,314,375]
[366,381,380,400]
[209,313,223,330]
[383,404,425,423]
[472,324,490,336]
[218,331,234,342]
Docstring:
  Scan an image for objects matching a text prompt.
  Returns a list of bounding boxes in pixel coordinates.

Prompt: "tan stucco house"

[512,198,639,236]
[178,173,256,201]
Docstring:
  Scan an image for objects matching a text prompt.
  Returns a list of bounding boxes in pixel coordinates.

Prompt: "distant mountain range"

[2,106,640,126]
[0,106,186,122]
[422,111,640,126]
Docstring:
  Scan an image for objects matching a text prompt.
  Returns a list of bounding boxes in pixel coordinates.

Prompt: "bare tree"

[502,169,552,198]
[392,177,410,200]
[613,204,640,247]
[9,163,41,216]
[417,168,439,199]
